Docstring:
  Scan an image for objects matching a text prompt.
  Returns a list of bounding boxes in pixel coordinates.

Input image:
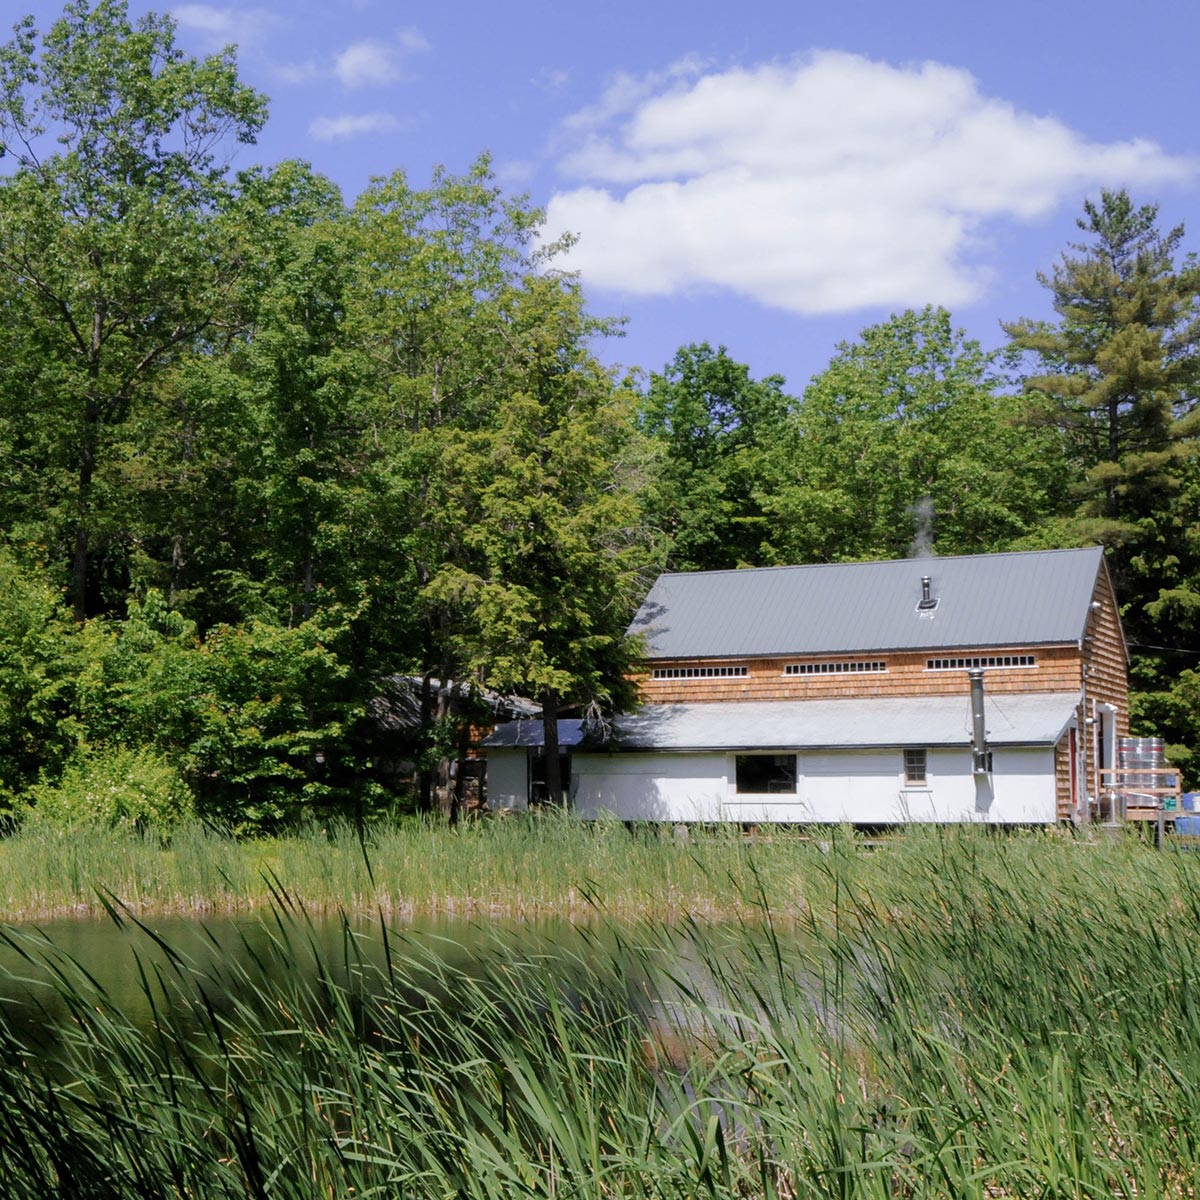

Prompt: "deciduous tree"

[759,307,1065,564]
[640,344,790,570]
[0,0,267,618]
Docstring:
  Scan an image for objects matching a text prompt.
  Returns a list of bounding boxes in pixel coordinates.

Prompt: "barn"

[484,547,1130,825]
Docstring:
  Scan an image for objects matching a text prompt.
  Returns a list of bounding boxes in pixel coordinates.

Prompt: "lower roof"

[484,693,1081,752]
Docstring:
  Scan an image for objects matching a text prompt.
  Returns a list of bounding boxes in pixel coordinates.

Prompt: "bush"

[0,550,83,810]
[26,746,193,832]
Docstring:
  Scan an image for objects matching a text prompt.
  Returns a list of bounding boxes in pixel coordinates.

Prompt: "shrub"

[26,745,193,832]
[0,550,83,810]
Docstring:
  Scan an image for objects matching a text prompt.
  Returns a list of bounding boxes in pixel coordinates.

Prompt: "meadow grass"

[0,825,1199,1195]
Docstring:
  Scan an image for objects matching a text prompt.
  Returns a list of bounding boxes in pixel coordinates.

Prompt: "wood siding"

[638,644,1083,705]
[1055,733,1074,822]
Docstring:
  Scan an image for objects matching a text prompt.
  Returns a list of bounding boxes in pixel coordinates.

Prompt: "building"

[484,547,1128,825]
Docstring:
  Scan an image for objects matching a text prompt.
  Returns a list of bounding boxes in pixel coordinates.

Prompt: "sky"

[13,0,1200,393]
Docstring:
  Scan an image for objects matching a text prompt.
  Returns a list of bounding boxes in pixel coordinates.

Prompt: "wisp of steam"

[908,497,935,558]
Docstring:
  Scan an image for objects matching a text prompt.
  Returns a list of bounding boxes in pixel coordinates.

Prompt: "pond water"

[0,908,833,1066]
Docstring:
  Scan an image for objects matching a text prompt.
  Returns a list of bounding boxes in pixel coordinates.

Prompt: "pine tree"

[1005,190,1200,780]
[1003,190,1199,563]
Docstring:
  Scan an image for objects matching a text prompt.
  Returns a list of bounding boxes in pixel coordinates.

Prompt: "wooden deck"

[1099,767,1185,844]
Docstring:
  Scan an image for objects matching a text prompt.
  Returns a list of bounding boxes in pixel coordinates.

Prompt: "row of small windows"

[652,665,749,680]
[926,655,1036,671]
[655,655,1037,679]
[785,660,887,675]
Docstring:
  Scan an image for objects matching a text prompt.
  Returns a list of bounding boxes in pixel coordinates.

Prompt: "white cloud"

[496,159,537,186]
[172,5,275,49]
[334,40,401,88]
[272,59,321,85]
[309,112,402,142]
[559,55,707,138]
[546,52,1196,315]
[279,29,431,90]
[395,28,432,55]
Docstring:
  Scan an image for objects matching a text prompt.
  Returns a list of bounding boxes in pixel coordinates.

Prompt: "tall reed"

[0,826,1198,1195]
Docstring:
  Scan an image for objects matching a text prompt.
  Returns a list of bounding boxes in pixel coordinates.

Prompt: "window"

[903,748,927,786]
[529,751,571,805]
[926,654,1036,671]
[735,754,797,794]
[652,665,748,680]
[784,660,887,676]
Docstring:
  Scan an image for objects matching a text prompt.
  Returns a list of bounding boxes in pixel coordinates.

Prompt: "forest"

[1,0,1198,832]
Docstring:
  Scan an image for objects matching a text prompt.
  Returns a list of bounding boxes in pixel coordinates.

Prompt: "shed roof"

[629,547,1107,659]
[483,718,587,749]
[484,692,1079,752]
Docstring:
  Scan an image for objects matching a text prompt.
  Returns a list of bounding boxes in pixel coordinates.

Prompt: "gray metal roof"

[629,547,1107,658]
[606,693,1079,750]
[485,692,1080,751]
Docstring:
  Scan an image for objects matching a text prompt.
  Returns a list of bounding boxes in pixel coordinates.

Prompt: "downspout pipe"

[968,669,991,776]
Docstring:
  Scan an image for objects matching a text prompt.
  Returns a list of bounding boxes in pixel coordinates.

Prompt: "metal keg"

[1117,736,1165,789]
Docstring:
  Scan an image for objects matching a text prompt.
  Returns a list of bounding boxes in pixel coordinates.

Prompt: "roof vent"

[916,575,939,615]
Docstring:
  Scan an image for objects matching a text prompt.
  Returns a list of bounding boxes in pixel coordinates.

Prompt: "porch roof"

[484,692,1081,752]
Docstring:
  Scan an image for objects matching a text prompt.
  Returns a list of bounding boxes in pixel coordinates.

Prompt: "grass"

[0,825,1199,1194]
[0,811,838,922]
[0,810,1179,925]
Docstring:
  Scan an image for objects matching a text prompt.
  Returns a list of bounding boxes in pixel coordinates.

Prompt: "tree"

[341,159,556,810]
[639,344,790,571]
[1004,191,1199,529]
[123,160,351,627]
[430,274,660,805]
[1004,192,1200,777]
[758,307,1067,564]
[0,0,267,618]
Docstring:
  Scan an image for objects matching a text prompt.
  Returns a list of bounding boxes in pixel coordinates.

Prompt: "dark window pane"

[735,754,796,794]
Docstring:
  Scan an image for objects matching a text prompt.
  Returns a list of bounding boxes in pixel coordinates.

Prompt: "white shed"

[484,693,1078,824]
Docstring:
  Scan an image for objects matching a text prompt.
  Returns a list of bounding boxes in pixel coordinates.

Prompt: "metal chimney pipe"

[918,575,937,611]
[968,668,990,775]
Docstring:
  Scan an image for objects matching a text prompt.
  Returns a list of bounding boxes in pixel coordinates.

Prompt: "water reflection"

[0,912,657,1053]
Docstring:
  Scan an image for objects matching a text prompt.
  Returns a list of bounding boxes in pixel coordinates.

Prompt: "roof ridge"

[655,545,1102,579]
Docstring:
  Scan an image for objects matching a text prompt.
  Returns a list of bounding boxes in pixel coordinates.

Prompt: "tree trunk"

[449,719,471,827]
[542,689,563,806]
[417,671,434,814]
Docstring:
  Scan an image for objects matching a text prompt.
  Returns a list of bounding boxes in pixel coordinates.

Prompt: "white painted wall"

[569,746,1058,824]
[486,749,530,811]
[571,752,728,821]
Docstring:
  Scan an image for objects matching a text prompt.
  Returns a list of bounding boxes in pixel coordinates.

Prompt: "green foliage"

[0,0,268,618]
[1004,191,1200,622]
[428,273,660,716]
[640,343,791,570]
[759,307,1067,562]
[26,745,191,831]
[0,550,82,808]
[1006,191,1200,771]
[180,614,369,830]
[77,593,374,831]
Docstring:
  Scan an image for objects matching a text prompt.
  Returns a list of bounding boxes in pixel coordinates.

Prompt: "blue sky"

[30,0,1200,392]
